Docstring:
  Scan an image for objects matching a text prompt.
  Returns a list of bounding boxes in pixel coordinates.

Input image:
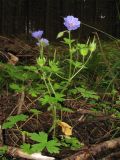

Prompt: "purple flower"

[64,16,80,31]
[40,38,49,46]
[32,30,43,39]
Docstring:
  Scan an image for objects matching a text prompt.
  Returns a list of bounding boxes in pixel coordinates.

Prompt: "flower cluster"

[32,30,49,46]
[32,15,80,46]
[64,15,80,31]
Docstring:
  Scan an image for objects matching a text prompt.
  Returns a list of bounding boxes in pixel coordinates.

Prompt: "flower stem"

[68,31,72,79]
[40,45,44,58]
[42,73,51,95]
[48,78,57,137]
[61,52,93,93]
[70,51,92,80]
[53,105,57,138]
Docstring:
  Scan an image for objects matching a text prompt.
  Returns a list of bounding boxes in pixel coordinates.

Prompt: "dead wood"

[4,146,55,160]
[102,151,120,160]
[63,137,120,160]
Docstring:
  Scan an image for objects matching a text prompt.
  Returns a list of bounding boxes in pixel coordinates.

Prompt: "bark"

[6,146,55,160]
[102,151,120,160]
[63,137,120,160]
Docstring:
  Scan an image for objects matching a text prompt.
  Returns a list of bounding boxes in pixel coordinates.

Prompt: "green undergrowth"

[0,22,120,158]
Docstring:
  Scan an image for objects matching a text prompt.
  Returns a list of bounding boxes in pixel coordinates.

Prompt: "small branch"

[0,125,3,147]
[63,137,120,160]
[17,91,25,114]
[77,108,104,116]
[6,146,55,160]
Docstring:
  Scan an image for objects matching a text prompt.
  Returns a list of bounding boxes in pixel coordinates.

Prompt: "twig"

[17,91,25,114]
[0,125,3,146]
[77,108,103,116]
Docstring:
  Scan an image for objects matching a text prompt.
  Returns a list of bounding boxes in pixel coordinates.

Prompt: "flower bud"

[89,40,96,52]
[37,57,46,67]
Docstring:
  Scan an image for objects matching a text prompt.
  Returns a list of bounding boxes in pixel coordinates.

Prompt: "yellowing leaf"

[58,121,72,136]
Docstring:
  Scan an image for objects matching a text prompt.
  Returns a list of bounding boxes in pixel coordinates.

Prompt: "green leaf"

[46,140,61,153]
[21,143,31,154]
[56,104,74,112]
[40,95,57,105]
[7,66,35,80]
[21,132,61,154]
[70,60,82,68]
[70,47,76,54]
[2,114,28,129]
[40,95,52,105]
[61,137,84,150]
[55,93,65,102]
[70,87,99,100]
[28,132,48,143]
[78,88,99,100]
[7,114,28,122]
[49,61,60,73]
[2,121,15,129]
[40,93,64,106]
[27,84,46,97]
[63,38,75,45]
[9,83,25,92]
[24,66,38,72]
[0,146,8,155]
[31,143,46,153]
[29,109,41,115]
[28,89,38,97]
[53,83,61,90]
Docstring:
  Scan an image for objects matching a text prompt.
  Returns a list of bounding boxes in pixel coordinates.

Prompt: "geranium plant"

[1,15,96,156]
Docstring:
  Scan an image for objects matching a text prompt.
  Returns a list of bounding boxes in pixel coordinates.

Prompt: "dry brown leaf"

[58,121,72,136]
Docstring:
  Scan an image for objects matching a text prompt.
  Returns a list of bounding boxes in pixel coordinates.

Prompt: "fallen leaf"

[58,121,72,136]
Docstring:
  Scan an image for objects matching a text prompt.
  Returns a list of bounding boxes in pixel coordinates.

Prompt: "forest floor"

[0,36,120,160]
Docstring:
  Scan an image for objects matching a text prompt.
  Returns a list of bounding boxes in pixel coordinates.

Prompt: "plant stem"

[53,105,57,138]
[70,52,92,80]
[42,73,51,95]
[48,78,56,95]
[48,78,57,137]
[82,56,85,63]
[55,73,68,80]
[68,31,72,79]
[61,52,93,93]
[40,45,44,58]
